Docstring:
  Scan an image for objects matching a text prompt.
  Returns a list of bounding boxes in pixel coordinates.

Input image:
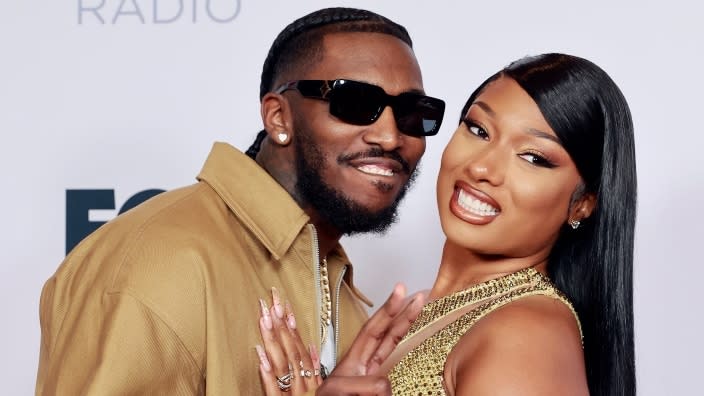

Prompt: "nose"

[465,143,505,186]
[361,106,403,151]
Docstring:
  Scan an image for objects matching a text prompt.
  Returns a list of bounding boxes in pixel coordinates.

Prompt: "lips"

[449,182,501,224]
[457,188,499,216]
[339,148,410,175]
[347,157,404,178]
[356,164,394,176]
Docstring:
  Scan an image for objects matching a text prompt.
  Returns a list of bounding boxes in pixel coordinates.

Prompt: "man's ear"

[568,191,597,225]
[261,92,293,146]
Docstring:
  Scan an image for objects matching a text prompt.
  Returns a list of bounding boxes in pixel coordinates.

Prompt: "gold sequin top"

[387,268,581,396]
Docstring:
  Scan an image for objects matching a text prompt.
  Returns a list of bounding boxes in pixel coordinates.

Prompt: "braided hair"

[246,7,412,159]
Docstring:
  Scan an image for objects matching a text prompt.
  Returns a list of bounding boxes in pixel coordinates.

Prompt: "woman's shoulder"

[444,294,588,396]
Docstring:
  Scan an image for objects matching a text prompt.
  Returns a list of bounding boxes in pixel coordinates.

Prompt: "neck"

[256,138,298,200]
[256,138,343,257]
[429,240,549,300]
[309,215,343,259]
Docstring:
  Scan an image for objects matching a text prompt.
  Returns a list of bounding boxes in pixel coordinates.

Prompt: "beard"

[293,127,419,236]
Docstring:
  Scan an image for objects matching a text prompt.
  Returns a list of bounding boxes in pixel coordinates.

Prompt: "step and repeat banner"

[2,1,702,394]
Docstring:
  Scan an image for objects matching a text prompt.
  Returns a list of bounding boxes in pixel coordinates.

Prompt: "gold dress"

[387,268,581,395]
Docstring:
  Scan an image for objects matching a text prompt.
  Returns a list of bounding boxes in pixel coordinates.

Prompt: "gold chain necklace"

[319,258,332,346]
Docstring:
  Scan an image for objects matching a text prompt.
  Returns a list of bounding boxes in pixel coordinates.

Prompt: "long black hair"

[246,7,412,159]
[460,54,637,395]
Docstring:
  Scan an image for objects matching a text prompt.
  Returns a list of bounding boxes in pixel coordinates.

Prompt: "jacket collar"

[196,142,310,261]
[197,142,370,305]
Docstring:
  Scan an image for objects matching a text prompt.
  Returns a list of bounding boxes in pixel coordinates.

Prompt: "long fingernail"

[389,283,405,300]
[309,344,320,369]
[255,345,272,372]
[259,299,272,330]
[285,301,296,329]
[271,287,284,319]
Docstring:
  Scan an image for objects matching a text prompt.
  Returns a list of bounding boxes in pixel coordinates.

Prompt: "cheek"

[405,138,426,168]
[439,132,468,170]
[436,143,462,213]
[511,176,574,219]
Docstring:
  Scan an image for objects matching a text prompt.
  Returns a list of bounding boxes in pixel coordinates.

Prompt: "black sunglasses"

[274,79,445,137]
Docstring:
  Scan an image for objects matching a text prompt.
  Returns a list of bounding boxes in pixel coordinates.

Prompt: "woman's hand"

[255,284,425,395]
[332,283,425,377]
[256,287,321,395]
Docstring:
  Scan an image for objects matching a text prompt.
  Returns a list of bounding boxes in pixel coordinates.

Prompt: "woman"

[256,53,636,395]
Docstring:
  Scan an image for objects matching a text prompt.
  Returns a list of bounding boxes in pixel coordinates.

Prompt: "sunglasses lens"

[328,80,385,125]
[324,79,445,136]
[395,94,446,136]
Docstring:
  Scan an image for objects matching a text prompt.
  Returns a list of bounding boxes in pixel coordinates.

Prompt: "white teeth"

[357,165,394,176]
[457,189,499,216]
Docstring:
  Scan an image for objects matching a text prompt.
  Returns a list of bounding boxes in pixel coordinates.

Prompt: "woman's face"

[437,76,592,259]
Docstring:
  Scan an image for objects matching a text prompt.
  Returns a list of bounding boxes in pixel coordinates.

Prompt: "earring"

[276,132,289,144]
[569,220,581,230]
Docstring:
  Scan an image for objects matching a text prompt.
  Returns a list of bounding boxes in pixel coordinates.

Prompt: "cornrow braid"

[245,130,267,160]
[246,7,413,159]
[259,7,412,99]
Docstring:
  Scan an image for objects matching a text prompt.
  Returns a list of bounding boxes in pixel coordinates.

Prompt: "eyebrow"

[474,101,495,117]
[527,128,562,145]
[473,100,563,146]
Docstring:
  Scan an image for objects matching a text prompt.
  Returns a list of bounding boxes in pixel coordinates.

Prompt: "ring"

[276,372,292,391]
[299,369,313,378]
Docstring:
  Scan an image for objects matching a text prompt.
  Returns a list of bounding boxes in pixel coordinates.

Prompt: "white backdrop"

[2,1,702,394]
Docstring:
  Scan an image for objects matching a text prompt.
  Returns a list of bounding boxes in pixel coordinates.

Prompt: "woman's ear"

[260,92,292,146]
[568,192,597,228]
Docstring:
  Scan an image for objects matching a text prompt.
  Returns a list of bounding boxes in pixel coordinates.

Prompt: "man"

[36,7,445,395]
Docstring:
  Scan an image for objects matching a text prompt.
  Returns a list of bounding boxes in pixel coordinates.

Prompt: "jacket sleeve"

[36,289,203,396]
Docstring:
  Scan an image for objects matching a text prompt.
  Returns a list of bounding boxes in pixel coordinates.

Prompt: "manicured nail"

[259,299,272,330]
[309,344,320,369]
[285,301,297,329]
[412,293,423,306]
[255,345,272,372]
[390,283,406,299]
[271,287,284,319]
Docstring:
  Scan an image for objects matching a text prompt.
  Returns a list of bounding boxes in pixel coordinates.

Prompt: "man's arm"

[36,288,203,395]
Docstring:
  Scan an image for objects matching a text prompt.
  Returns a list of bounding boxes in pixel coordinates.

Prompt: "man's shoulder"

[86,181,232,247]
[53,182,232,292]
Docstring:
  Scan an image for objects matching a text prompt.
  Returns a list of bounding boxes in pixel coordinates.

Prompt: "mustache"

[337,148,411,174]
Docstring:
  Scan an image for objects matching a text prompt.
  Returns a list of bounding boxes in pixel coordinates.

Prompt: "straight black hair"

[460,53,637,395]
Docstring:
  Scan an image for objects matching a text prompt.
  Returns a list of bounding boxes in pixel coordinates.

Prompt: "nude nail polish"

[259,299,272,330]
[255,345,271,372]
[271,287,284,319]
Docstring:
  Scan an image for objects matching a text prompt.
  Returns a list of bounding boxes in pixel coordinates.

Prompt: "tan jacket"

[36,142,371,395]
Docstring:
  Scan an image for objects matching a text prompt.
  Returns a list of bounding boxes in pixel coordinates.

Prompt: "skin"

[260,75,596,395]
[435,76,592,395]
[255,31,428,395]
[257,31,427,257]
[257,285,425,396]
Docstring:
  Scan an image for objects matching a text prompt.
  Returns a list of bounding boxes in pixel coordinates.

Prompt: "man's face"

[286,32,427,235]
